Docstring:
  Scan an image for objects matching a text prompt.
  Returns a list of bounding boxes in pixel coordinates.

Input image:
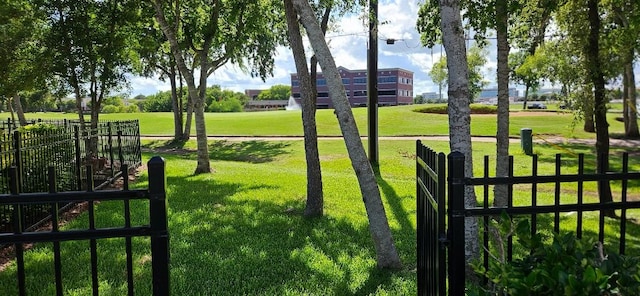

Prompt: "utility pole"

[367,0,378,166]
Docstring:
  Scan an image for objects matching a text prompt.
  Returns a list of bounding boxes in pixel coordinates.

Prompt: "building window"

[378,76,397,84]
[317,92,329,98]
[342,78,350,85]
[354,90,367,97]
[379,90,396,96]
[292,80,300,87]
[317,79,326,86]
[292,93,301,98]
[354,77,367,84]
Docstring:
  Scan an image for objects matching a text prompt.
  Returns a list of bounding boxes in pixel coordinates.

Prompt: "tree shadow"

[0,156,414,295]
[208,140,291,163]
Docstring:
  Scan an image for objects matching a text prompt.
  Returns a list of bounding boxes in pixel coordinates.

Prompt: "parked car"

[527,102,547,109]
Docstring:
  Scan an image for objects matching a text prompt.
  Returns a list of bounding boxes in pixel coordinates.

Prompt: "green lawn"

[1,138,638,295]
[17,104,633,139]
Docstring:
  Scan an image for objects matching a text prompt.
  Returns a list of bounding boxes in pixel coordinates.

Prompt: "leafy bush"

[207,97,243,112]
[413,103,497,114]
[469,215,640,296]
[143,92,173,112]
[101,105,120,113]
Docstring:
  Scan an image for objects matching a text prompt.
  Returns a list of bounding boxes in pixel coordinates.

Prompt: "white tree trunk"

[494,0,510,208]
[439,0,479,263]
[292,0,401,269]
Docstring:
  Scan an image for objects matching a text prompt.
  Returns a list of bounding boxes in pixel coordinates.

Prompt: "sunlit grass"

[1,136,638,294]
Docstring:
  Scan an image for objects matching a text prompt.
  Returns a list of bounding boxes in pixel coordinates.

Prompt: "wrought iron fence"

[0,157,169,296]
[0,119,141,233]
[416,141,640,295]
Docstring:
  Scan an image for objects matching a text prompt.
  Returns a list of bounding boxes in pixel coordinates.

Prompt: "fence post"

[107,122,115,178]
[148,156,170,296]
[447,151,466,295]
[74,126,82,190]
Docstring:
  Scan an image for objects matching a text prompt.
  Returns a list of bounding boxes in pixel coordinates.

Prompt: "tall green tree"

[0,0,47,125]
[151,0,286,174]
[256,84,291,101]
[43,0,144,150]
[426,45,489,102]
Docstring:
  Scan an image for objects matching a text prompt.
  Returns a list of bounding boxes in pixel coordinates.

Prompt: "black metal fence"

[0,119,141,233]
[0,157,169,296]
[416,141,640,295]
[416,141,446,296]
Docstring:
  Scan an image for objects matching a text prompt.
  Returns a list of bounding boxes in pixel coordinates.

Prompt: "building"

[290,66,414,108]
[478,88,520,99]
[244,89,264,100]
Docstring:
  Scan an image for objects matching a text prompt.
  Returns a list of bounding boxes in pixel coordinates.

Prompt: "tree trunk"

[586,0,613,213]
[523,85,529,110]
[494,0,510,208]
[153,0,210,173]
[623,70,629,132]
[169,63,184,141]
[292,0,401,269]
[12,93,27,126]
[194,54,211,174]
[624,58,639,137]
[284,0,324,217]
[439,0,479,264]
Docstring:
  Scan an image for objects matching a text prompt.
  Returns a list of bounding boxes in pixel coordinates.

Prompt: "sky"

[128,0,460,97]
[127,0,639,99]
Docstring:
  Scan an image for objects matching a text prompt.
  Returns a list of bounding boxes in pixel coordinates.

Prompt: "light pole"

[367,0,378,166]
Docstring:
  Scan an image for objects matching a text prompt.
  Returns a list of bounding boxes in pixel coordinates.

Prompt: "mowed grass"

[1,138,638,295]
[19,104,633,139]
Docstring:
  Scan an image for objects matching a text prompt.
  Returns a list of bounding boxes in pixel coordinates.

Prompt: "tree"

[509,50,542,107]
[43,0,144,158]
[429,55,448,101]
[291,0,402,268]
[257,84,291,101]
[585,0,613,210]
[152,0,286,174]
[425,45,488,102]
[283,0,324,217]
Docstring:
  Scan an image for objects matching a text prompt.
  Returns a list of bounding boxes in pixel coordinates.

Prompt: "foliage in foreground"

[469,215,640,296]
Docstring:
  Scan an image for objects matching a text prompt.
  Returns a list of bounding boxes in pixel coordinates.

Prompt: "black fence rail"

[0,119,141,234]
[0,157,169,296]
[416,140,640,295]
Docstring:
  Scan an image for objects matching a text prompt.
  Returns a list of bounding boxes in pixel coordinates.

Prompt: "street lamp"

[367,0,378,166]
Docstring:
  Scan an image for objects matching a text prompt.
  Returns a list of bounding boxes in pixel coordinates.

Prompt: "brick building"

[290,66,414,108]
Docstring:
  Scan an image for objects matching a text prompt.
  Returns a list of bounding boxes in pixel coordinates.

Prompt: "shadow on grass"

[208,140,291,163]
[0,156,414,295]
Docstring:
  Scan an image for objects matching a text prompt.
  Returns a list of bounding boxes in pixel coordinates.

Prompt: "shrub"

[101,105,120,113]
[469,215,640,296]
[207,97,243,112]
[413,103,497,114]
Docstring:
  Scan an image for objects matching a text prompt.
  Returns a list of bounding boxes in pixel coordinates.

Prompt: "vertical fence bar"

[482,155,489,284]
[148,156,170,296]
[48,166,64,296]
[577,154,584,239]
[598,153,606,243]
[10,167,26,295]
[507,156,514,262]
[122,164,135,296]
[108,123,114,178]
[447,151,466,296]
[85,166,99,295]
[554,154,561,233]
[620,153,628,255]
[531,154,538,236]
[437,151,446,296]
[416,141,425,296]
[74,126,82,190]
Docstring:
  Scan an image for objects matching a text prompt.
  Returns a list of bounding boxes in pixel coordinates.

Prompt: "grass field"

[18,104,633,139]
[1,106,639,294]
